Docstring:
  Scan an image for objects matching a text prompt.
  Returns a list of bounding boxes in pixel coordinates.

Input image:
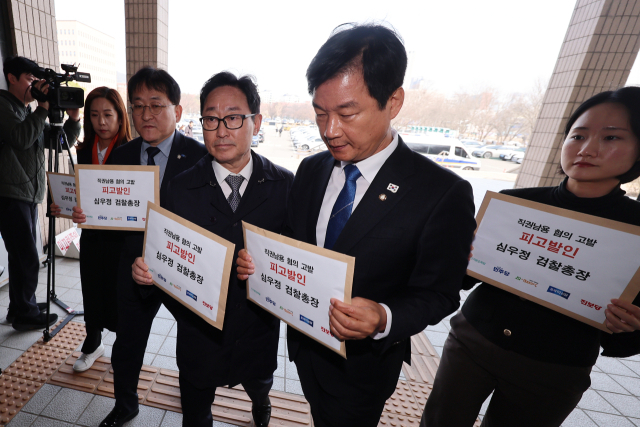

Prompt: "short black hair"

[3,56,39,86]
[127,67,181,105]
[562,86,640,184]
[306,23,407,110]
[199,71,260,115]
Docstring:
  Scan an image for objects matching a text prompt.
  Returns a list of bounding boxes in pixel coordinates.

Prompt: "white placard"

[143,202,234,330]
[54,227,80,258]
[47,172,77,219]
[468,192,640,332]
[243,222,354,358]
[76,165,159,231]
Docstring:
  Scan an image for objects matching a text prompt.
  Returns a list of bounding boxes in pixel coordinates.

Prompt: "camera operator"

[0,56,81,331]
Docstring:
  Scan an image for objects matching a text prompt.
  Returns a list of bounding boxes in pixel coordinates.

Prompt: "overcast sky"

[53,0,640,98]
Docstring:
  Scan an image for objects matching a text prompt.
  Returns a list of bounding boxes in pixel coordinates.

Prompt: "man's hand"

[236,249,254,280]
[132,257,153,285]
[50,203,61,217]
[32,79,49,110]
[71,206,86,224]
[66,108,80,121]
[329,297,387,341]
[605,299,640,333]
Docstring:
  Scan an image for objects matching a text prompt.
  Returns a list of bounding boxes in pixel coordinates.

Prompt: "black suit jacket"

[165,151,294,388]
[286,137,476,395]
[107,132,208,299]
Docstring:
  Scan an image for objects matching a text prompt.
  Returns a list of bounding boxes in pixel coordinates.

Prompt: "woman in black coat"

[53,87,131,371]
[422,87,640,427]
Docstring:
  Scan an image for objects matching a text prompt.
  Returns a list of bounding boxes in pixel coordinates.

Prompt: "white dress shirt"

[315,129,399,340]
[212,156,253,198]
[97,145,108,165]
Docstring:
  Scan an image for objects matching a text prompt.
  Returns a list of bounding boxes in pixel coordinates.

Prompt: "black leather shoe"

[12,312,58,331]
[252,397,271,427]
[99,407,139,427]
[4,303,49,325]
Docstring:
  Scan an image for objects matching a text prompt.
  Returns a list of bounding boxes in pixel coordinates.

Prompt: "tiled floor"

[2,258,640,426]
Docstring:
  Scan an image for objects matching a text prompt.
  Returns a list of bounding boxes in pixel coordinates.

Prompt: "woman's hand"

[72,206,86,224]
[50,203,61,217]
[605,299,640,333]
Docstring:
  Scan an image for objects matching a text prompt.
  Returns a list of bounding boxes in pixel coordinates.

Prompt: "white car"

[499,147,526,161]
[511,151,525,164]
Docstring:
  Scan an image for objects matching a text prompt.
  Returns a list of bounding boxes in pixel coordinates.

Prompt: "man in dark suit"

[131,72,293,427]
[237,24,476,427]
[71,67,208,427]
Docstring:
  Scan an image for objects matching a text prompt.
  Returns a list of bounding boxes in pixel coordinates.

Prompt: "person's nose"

[141,106,154,121]
[216,119,230,138]
[577,135,599,158]
[324,114,341,141]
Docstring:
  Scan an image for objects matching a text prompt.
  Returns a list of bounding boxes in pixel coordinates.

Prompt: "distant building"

[56,21,117,93]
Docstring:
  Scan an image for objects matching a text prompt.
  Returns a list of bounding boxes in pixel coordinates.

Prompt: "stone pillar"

[516,0,640,188]
[124,0,169,137]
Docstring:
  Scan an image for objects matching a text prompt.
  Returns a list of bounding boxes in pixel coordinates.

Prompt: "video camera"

[30,64,91,110]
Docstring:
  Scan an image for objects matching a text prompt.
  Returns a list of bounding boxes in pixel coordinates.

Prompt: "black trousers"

[421,312,592,427]
[0,197,40,319]
[111,240,167,413]
[179,375,272,427]
[293,343,396,427]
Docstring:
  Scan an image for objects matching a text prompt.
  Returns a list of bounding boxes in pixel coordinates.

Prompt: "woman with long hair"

[53,87,131,371]
[422,86,640,427]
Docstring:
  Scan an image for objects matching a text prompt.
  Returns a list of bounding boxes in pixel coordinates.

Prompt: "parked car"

[499,147,526,161]
[472,145,512,159]
[251,135,260,147]
[401,134,481,171]
[511,151,525,164]
[297,137,325,152]
[460,139,483,148]
[258,129,265,143]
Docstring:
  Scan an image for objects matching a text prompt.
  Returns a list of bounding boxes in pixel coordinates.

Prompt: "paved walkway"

[1,257,640,426]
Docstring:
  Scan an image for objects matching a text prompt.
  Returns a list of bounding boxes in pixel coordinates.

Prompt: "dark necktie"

[324,164,361,250]
[225,175,244,212]
[146,146,161,166]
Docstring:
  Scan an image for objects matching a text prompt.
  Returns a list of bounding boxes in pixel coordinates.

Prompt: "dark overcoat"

[165,151,294,388]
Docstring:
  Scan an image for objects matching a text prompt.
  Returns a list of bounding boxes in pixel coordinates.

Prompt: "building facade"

[56,20,117,92]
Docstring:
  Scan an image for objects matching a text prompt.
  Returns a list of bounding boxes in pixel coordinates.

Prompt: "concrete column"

[516,0,640,188]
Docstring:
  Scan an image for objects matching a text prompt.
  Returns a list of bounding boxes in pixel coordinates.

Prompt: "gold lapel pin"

[379,194,387,201]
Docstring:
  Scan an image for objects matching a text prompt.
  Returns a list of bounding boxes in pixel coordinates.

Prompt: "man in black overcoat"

[238,24,476,427]
[131,72,293,427]
[70,67,208,427]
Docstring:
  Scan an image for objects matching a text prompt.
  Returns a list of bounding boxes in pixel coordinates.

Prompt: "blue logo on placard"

[266,297,276,306]
[299,315,313,327]
[186,290,197,301]
[547,286,570,300]
[98,215,107,220]
[157,274,166,282]
[127,216,137,221]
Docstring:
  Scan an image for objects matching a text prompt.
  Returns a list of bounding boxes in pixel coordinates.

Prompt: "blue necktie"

[324,164,361,250]
[146,147,161,166]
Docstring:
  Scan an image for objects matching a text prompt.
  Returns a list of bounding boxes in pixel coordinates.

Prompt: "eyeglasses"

[130,104,173,116]
[200,114,256,131]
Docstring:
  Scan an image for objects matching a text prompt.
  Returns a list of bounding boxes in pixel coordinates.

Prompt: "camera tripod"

[42,106,84,342]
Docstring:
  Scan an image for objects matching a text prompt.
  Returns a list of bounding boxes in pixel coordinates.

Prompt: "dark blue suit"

[107,131,207,413]
[164,151,293,425]
[285,138,476,426]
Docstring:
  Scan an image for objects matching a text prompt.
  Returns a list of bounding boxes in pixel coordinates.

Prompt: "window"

[455,147,469,158]
[406,142,429,154]
[427,145,451,155]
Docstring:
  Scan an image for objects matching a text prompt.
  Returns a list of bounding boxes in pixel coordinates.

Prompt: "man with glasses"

[129,71,293,427]
[72,67,208,427]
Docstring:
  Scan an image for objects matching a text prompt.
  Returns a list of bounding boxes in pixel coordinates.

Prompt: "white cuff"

[371,303,392,340]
